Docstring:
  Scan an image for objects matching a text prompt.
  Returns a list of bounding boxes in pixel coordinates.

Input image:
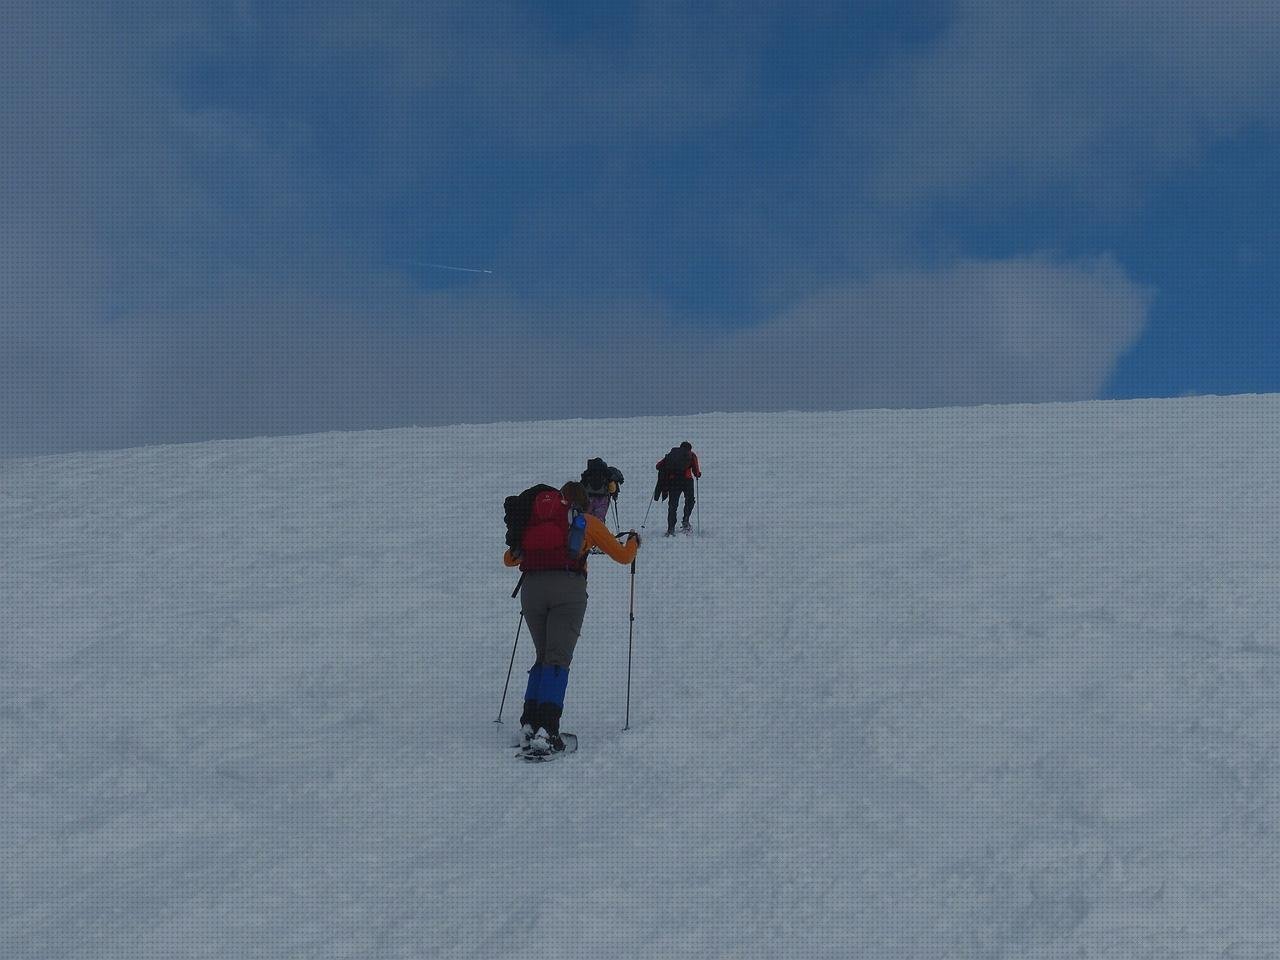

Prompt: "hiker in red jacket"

[655,441,701,536]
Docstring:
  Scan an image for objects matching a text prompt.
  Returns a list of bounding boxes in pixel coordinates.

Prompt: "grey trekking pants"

[520,571,589,669]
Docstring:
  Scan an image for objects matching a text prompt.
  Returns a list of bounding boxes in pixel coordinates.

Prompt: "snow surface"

[3,396,1280,959]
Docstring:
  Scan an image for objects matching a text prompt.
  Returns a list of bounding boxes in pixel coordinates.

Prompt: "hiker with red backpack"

[654,441,701,536]
[502,480,640,756]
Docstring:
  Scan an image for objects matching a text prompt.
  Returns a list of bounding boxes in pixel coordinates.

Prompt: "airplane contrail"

[419,262,494,275]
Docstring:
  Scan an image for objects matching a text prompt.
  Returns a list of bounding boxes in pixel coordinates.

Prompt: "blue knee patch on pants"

[539,665,570,707]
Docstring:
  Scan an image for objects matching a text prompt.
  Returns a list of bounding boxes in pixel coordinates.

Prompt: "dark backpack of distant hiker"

[581,458,612,497]
[660,446,692,475]
[503,485,587,573]
[660,446,692,479]
[654,446,691,500]
[582,458,625,501]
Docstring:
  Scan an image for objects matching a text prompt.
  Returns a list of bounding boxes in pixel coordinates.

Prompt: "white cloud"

[871,0,1280,203]
[713,255,1151,411]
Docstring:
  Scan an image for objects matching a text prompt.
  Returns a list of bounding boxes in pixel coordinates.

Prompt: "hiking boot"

[538,701,564,737]
[519,723,538,750]
[544,730,567,753]
[664,527,676,537]
[681,521,692,532]
[526,729,551,755]
[518,699,539,746]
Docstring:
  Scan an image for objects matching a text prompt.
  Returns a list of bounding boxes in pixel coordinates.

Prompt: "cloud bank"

[3,1,1273,454]
[27,255,1142,454]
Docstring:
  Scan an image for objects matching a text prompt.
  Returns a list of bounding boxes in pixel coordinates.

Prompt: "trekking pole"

[495,573,526,724]
[624,556,636,731]
[495,611,523,724]
[612,498,622,532]
[695,477,700,536]
[640,497,654,529]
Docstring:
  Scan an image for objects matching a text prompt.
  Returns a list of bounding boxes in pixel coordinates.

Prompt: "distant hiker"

[580,457,625,523]
[503,480,640,755]
[654,441,701,536]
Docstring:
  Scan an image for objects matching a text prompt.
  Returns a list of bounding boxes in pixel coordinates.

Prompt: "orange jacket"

[504,513,638,571]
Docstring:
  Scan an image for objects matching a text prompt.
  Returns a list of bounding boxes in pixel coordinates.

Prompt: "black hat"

[679,441,692,451]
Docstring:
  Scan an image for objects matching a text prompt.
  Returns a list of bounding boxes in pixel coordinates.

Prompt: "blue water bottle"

[568,510,587,556]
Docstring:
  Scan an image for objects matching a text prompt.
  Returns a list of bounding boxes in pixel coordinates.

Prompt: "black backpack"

[659,446,691,476]
[581,458,611,495]
[503,483,558,554]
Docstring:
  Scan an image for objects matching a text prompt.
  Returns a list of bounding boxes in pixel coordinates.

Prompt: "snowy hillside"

[4,396,1280,959]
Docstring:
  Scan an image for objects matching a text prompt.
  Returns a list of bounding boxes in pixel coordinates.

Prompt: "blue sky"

[3,0,1279,455]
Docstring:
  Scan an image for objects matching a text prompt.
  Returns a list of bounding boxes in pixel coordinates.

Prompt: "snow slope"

[3,396,1280,959]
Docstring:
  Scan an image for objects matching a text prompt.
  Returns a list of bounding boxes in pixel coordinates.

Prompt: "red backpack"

[519,490,588,573]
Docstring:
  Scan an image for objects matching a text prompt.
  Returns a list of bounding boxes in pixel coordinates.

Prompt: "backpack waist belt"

[520,549,588,575]
[520,566,587,578]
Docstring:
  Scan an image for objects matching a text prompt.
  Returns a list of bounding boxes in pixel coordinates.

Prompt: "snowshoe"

[517,732,578,763]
